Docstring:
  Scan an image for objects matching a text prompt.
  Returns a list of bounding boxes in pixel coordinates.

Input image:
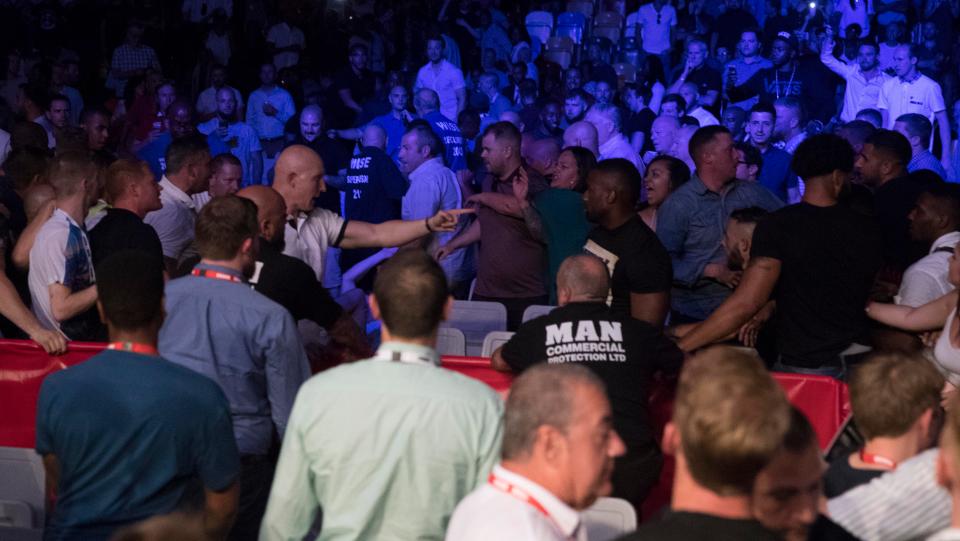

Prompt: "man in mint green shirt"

[260,250,504,541]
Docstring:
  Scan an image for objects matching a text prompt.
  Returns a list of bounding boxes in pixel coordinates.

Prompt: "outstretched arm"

[339,209,473,249]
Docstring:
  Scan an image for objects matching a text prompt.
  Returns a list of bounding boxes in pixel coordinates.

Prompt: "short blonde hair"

[851,353,944,440]
[103,159,151,204]
[673,347,791,495]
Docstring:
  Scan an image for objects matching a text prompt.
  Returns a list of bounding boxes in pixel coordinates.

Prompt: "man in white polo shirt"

[625,0,676,72]
[270,145,469,285]
[446,363,625,541]
[144,134,212,273]
[877,44,951,171]
[414,35,466,125]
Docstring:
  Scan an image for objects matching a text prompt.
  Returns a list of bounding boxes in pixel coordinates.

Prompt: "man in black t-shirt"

[679,134,883,374]
[333,43,377,129]
[617,347,789,541]
[492,254,683,512]
[286,105,350,214]
[237,185,372,366]
[583,159,672,328]
[89,159,164,271]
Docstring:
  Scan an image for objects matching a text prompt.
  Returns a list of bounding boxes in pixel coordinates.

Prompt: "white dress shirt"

[599,132,643,172]
[821,51,891,122]
[445,464,586,541]
[414,60,466,124]
[282,207,348,282]
[144,176,197,260]
[896,231,960,307]
[246,86,296,140]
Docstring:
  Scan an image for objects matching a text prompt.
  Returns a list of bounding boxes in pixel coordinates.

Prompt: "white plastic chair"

[0,446,45,538]
[441,300,508,356]
[436,327,467,356]
[525,11,554,46]
[522,304,556,323]
[582,497,637,541]
[481,331,515,357]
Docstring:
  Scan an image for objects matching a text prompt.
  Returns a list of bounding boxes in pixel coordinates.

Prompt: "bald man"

[562,121,599,157]
[272,145,469,284]
[136,100,227,181]
[522,137,561,178]
[197,88,262,186]
[238,185,371,363]
[491,254,683,512]
[644,115,681,165]
[340,123,408,275]
[414,88,468,172]
[286,105,350,214]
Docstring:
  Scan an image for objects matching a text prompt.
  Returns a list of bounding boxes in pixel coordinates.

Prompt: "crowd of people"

[4,0,960,539]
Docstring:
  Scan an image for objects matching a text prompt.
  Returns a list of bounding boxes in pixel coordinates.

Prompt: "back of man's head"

[855,108,882,128]
[920,183,960,232]
[791,133,855,183]
[47,150,95,198]
[11,120,52,153]
[851,352,943,441]
[482,121,522,152]
[372,249,449,340]
[688,125,731,166]
[774,96,804,124]
[556,254,609,303]
[165,134,209,176]
[895,113,933,149]
[414,89,440,114]
[672,346,791,495]
[864,129,912,170]
[104,159,149,205]
[195,195,259,260]
[837,120,876,152]
[3,146,50,191]
[96,250,164,332]
[594,158,641,208]
[502,363,606,461]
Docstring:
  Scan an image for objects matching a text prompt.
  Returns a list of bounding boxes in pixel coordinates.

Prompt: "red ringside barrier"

[0,340,850,517]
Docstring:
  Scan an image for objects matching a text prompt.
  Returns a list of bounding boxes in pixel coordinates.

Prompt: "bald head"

[237,185,287,243]
[300,105,323,142]
[524,137,561,177]
[563,121,599,157]
[557,255,610,304]
[499,111,523,130]
[272,145,326,214]
[414,89,440,116]
[362,124,387,150]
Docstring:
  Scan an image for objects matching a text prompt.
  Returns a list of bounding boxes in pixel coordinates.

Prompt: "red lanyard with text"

[860,450,897,469]
[488,473,565,533]
[107,342,159,356]
[191,268,244,284]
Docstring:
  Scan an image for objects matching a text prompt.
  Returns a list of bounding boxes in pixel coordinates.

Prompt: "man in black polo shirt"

[492,253,683,513]
[583,158,673,328]
[89,159,163,271]
[237,185,371,366]
[285,105,349,214]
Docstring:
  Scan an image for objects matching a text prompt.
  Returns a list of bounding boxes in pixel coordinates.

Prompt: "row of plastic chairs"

[439,301,554,357]
[527,9,626,47]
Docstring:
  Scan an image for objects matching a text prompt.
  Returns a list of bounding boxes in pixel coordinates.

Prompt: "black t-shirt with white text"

[750,203,882,367]
[584,216,673,319]
[501,302,683,451]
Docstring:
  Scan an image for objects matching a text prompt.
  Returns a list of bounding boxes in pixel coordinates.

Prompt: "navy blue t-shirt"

[757,147,797,202]
[423,111,467,172]
[36,350,239,540]
[340,145,408,272]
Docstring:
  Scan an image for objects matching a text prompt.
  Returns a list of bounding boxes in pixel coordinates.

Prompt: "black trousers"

[610,445,663,520]
[228,455,276,541]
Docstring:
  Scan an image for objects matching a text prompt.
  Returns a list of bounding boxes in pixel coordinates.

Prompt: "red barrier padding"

[0,340,850,519]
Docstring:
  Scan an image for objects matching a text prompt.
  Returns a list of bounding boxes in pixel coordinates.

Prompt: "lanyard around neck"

[860,450,897,469]
[191,268,244,284]
[488,473,574,539]
[107,342,159,356]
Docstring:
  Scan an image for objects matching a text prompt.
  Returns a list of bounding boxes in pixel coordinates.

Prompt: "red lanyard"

[860,450,897,469]
[192,268,244,283]
[107,342,159,356]
[488,473,555,523]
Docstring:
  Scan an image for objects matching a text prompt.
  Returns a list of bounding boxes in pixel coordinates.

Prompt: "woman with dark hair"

[521,146,597,303]
[638,154,690,230]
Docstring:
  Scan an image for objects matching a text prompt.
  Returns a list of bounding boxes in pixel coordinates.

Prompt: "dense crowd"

[4,0,960,539]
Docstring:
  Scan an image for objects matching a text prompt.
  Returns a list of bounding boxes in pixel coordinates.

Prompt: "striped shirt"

[827,449,948,540]
[908,149,949,180]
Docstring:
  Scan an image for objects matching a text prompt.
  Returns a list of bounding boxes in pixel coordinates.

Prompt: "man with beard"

[198,88,262,187]
[159,195,311,540]
[821,34,891,123]
[287,105,349,213]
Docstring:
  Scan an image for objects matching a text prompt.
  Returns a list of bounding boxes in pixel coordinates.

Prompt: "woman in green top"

[519,146,596,304]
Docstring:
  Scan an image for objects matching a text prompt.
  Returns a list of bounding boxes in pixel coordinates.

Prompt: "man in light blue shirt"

[160,195,310,541]
[658,126,782,322]
[895,113,949,180]
[260,249,503,541]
